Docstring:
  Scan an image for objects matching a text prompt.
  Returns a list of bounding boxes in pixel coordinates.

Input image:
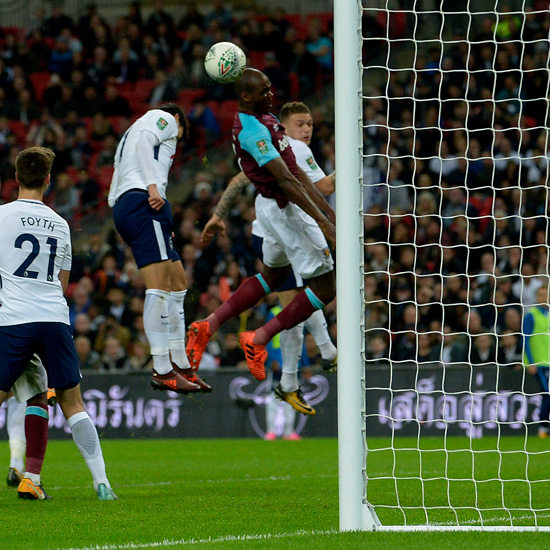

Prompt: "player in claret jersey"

[199,101,338,415]
[187,69,336,413]
[108,104,210,394]
[0,146,116,500]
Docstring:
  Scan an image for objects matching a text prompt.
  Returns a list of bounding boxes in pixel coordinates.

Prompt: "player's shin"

[279,324,304,393]
[168,290,190,369]
[303,309,337,361]
[68,411,110,491]
[24,403,49,484]
[7,396,26,473]
[144,289,172,374]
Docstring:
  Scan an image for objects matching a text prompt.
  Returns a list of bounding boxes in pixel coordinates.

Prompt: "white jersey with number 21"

[0,199,71,326]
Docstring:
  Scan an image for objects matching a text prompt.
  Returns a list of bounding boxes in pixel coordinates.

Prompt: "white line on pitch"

[54,529,341,550]
[0,473,339,493]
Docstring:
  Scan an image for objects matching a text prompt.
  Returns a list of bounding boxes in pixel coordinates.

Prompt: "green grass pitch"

[0,437,549,549]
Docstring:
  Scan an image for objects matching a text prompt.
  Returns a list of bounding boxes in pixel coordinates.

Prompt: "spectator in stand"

[263,52,290,103]
[5,88,40,124]
[47,36,73,79]
[29,31,51,71]
[306,20,333,73]
[178,3,204,32]
[51,83,80,120]
[51,171,79,222]
[148,69,178,108]
[102,83,133,119]
[87,46,113,88]
[90,112,114,142]
[97,134,118,167]
[0,145,19,183]
[146,0,175,38]
[79,86,104,117]
[187,97,221,146]
[75,335,103,370]
[204,0,233,30]
[43,5,73,39]
[68,282,93,330]
[94,253,122,296]
[100,336,130,371]
[470,333,497,366]
[128,340,153,371]
[94,314,131,355]
[73,313,98,346]
[112,40,140,84]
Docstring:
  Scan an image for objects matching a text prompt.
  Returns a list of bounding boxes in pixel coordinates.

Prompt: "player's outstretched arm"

[265,157,335,248]
[296,165,335,224]
[200,171,250,244]
[313,170,335,198]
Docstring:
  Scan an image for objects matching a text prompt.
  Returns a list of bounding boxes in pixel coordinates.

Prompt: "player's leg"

[0,329,51,500]
[19,391,50,499]
[168,260,211,391]
[6,393,26,486]
[40,322,116,500]
[56,385,117,501]
[241,200,335,380]
[140,261,200,394]
[113,191,199,393]
[186,266,289,370]
[304,309,337,371]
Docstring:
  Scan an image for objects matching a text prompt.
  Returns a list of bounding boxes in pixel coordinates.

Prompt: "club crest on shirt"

[323,247,330,257]
[255,139,268,154]
[306,156,318,170]
[157,117,168,130]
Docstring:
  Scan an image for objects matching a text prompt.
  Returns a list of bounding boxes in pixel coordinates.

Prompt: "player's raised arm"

[201,171,251,245]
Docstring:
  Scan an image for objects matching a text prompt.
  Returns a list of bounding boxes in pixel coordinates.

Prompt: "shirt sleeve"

[60,224,72,271]
[291,138,326,183]
[237,113,280,167]
[147,111,178,142]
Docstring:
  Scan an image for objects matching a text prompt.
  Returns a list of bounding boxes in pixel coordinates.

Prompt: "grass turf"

[0,437,549,550]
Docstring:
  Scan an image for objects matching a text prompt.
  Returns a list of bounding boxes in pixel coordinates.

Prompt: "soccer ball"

[204,42,247,84]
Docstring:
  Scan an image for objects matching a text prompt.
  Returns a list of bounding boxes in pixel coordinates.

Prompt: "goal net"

[335,0,550,531]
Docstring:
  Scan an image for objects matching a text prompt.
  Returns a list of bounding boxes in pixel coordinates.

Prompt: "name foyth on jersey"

[19,216,57,231]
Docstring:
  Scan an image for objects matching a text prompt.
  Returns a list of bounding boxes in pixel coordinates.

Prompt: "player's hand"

[148,184,165,210]
[201,214,226,244]
[326,206,336,225]
[319,218,336,250]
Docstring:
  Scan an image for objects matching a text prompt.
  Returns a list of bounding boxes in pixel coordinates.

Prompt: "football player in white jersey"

[199,102,337,415]
[0,146,116,500]
[108,104,211,394]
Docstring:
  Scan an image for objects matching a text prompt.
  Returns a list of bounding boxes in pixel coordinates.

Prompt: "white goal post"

[335,0,550,532]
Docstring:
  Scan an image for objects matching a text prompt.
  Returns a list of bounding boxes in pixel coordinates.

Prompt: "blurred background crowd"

[1,1,549,374]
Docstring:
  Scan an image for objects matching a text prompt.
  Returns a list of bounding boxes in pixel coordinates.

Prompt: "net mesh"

[361,0,550,527]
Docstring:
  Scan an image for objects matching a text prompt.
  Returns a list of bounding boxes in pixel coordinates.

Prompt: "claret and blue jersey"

[231,111,300,209]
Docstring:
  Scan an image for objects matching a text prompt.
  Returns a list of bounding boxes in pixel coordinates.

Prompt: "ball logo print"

[204,42,247,83]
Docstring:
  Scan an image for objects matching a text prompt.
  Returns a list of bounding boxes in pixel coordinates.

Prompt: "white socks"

[279,324,304,393]
[144,289,172,374]
[304,310,337,360]
[7,396,26,472]
[68,412,110,491]
[169,290,191,370]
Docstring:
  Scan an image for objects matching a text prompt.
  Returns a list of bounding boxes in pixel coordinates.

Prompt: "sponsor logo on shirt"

[306,156,318,170]
[157,117,168,130]
[256,139,268,154]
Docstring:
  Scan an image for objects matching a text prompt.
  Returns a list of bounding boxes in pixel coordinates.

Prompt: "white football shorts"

[12,354,48,403]
[254,194,334,280]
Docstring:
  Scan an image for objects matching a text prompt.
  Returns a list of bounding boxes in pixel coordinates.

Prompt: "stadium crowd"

[1,2,549,376]
[0,1,339,372]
